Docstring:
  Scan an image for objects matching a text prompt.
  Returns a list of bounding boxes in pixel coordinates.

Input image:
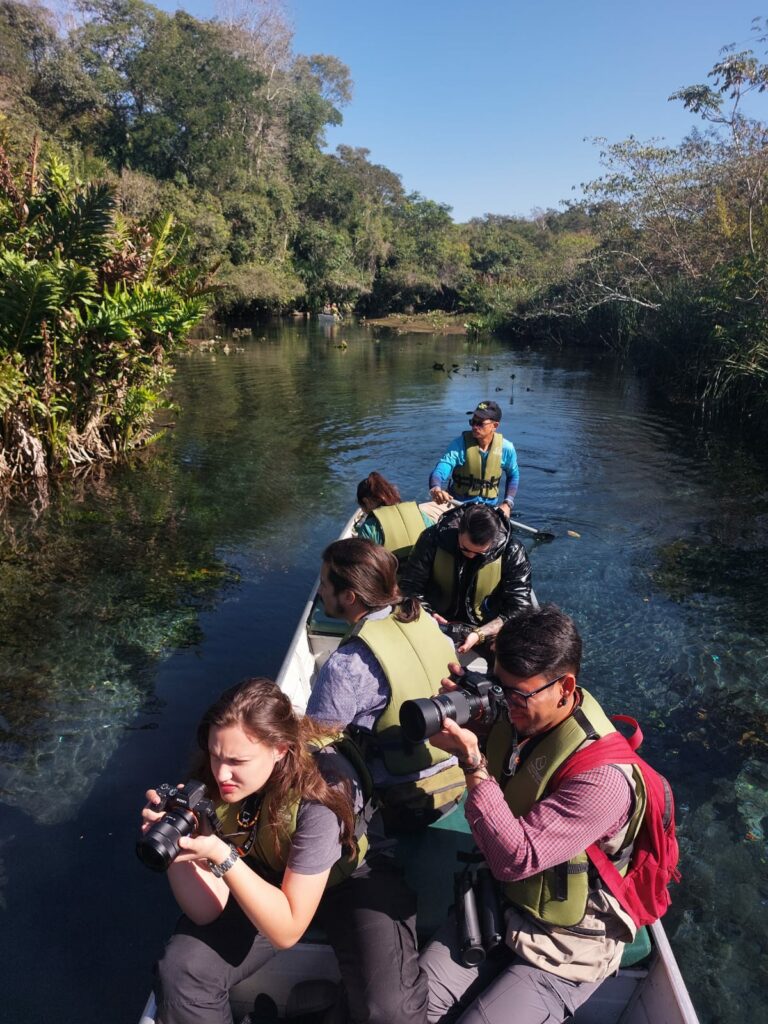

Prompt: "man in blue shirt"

[429,400,519,515]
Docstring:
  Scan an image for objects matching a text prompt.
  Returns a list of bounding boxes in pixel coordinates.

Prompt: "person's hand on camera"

[432,611,449,626]
[429,717,481,764]
[174,833,231,867]
[438,662,464,694]
[141,787,169,833]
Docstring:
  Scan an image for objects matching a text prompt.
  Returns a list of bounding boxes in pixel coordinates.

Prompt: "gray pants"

[154,857,428,1024]
[419,914,603,1024]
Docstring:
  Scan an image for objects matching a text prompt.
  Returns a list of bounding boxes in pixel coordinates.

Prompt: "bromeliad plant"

[0,138,209,489]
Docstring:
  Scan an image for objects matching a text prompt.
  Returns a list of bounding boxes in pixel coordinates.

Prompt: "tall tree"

[128,12,263,186]
[215,0,293,177]
[68,0,159,166]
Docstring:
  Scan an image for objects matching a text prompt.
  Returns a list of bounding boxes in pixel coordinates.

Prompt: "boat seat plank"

[307,598,347,637]
[619,927,652,967]
[394,802,475,942]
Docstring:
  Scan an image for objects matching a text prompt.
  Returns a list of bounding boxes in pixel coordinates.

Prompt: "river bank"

[362,311,467,334]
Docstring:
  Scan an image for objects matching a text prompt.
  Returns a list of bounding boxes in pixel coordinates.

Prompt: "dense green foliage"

[507,28,768,430]
[1,0,767,436]
[0,0,589,319]
[0,138,208,487]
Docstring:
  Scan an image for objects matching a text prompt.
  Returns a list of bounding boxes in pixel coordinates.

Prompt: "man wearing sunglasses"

[419,605,644,1024]
[429,401,519,515]
[399,502,533,655]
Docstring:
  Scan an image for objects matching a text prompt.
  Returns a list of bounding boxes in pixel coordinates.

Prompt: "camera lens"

[400,695,446,742]
[477,868,503,952]
[136,807,197,872]
[400,691,483,742]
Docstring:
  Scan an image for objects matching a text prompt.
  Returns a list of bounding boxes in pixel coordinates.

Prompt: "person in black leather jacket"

[399,503,533,657]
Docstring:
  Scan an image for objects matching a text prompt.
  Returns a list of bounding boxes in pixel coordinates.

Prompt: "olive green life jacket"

[486,689,647,929]
[432,546,503,622]
[452,431,504,500]
[343,611,453,776]
[371,502,426,560]
[216,734,371,888]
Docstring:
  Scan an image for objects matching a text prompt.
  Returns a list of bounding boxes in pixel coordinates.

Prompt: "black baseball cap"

[467,400,502,422]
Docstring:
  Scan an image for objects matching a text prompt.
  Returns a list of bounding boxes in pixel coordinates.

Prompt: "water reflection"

[0,319,766,1023]
[0,457,237,824]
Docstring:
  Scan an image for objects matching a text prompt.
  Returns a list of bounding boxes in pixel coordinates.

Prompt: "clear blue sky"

[153,0,766,222]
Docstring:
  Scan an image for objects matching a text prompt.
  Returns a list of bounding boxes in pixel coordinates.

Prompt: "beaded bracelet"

[459,754,489,775]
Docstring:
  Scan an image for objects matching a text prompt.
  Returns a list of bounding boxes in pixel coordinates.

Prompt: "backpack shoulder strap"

[325,733,378,839]
[550,731,639,789]
[611,714,644,751]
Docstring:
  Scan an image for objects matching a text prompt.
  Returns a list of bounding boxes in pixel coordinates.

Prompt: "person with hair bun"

[355,471,434,560]
[307,538,466,831]
[143,677,428,1024]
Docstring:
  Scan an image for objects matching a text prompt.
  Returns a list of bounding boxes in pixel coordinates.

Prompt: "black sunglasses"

[500,674,567,707]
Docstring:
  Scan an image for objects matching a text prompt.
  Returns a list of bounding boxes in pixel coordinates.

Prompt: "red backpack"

[551,716,681,927]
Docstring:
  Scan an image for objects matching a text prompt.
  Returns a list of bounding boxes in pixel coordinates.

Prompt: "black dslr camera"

[399,670,505,742]
[439,621,474,646]
[136,780,222,873]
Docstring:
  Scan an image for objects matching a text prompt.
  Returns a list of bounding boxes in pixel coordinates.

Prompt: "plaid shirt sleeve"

[465,766,633,882]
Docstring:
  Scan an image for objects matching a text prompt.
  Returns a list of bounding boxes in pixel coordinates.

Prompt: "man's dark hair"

[322,537,420,622]
[495,604,582,679]
[460,504,501,546]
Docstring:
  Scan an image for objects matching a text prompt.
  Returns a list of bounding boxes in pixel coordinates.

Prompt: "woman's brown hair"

[356,471,401,510]
[195,678,357,859]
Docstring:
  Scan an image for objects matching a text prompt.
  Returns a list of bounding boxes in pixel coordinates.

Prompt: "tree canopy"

[2,0,767,437]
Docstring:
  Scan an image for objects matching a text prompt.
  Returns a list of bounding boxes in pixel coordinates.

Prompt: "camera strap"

[221,792,264,857]
[501,734,525,778]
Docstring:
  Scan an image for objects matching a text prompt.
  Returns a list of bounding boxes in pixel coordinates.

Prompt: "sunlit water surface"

[1,319,767,1023]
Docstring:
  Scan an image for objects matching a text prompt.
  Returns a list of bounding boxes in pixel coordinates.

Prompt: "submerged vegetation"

[1,0,768,488]
[0,450,240,823]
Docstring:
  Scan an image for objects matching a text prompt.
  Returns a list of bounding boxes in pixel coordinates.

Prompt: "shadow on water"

[0,319,767,1023]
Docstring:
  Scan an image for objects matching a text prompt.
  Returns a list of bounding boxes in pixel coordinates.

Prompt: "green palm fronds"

[35,181,116,264]
[0,141,209,488]
[0,253,69,350]
[144,213,178,283]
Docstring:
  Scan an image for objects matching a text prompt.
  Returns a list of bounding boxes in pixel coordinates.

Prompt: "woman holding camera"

[142,677,427,1024]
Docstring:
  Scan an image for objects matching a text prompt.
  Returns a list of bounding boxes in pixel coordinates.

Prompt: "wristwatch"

[209,843,240,878]
[475,630,487,645]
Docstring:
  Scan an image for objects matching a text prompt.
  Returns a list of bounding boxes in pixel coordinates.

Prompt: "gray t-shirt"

[286,747,364,876]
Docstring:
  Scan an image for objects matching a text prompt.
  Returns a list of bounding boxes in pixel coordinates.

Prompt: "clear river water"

[1,318,767,1023]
